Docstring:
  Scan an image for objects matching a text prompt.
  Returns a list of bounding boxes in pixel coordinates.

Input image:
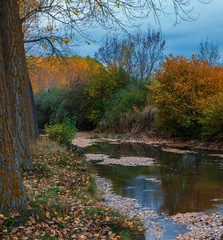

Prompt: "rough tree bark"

[0,0,34,210]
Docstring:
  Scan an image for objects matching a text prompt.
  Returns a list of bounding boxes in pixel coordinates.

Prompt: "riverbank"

[73,131,223,239]
[0,137,145,240]
[73,131,223,151]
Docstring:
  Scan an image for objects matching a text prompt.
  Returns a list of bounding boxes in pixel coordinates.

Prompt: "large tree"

[0,0,211,210]
[0,0,34,210]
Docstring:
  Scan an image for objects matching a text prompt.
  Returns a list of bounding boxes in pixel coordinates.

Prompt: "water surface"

[85,141,223,238]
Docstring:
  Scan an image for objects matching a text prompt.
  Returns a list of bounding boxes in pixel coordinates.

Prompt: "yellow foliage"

[28,56,102,93]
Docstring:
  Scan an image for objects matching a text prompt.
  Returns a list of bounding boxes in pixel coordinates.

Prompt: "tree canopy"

[19,0,211,55]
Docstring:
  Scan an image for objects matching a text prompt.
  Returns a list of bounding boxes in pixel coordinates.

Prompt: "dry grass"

[32,136,67,155]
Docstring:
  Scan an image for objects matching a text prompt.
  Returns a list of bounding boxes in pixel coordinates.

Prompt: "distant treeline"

[30,37,223,140]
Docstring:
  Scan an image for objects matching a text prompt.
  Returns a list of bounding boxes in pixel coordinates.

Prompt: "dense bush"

[35,87,94,131]
[150,54,223,138]
[84,65,130,124]
[199,92,223,140]
[98,79,154,132]
[34,66,130,131]
[45,114,77,145]
[34,88,68,130]
[55,65,130,129]
[55,86,95,130]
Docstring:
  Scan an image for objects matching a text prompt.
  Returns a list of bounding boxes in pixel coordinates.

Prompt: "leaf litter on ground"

[0,138,145,240]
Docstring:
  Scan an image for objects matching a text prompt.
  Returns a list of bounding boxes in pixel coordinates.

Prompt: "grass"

[0,137,145,240]
[32,135,67,154]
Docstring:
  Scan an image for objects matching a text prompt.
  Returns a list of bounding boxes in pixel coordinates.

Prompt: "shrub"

[110,104,158,134]
[98,79,153,132]
[199,92,223,140]
[34,63,130,130]
[150,54,223,137]
[84,65,130,124]
[56,87,95,130]
[45,114,77,145]
[55,65,130,129]
[34,88,68,130]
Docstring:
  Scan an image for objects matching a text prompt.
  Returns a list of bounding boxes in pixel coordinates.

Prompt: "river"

[73,134,223,239]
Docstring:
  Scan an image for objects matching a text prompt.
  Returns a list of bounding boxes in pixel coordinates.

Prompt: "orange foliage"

[28,56,102,93]
[150,54,223,136]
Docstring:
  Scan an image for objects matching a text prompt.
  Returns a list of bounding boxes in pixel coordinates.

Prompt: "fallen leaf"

[0,214,5,220]
[46,211,50,218]
[57,217,63,222]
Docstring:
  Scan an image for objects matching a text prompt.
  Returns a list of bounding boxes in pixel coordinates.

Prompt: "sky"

[76,0,223,61]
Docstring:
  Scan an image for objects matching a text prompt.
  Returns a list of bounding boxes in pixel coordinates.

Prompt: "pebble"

[86,154,156,167]
[172,212,223,239]
[145,178,161,183]
[162,147,197,154]
[78,133,223,239]
[94,175,223,239]
[72,138,101,148]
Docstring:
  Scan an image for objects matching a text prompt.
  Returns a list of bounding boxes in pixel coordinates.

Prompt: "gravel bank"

[72,136,101,147]
[161,147,197,154]
[86,154,156,166]
[172,212,223,239]
[94,175,166,238]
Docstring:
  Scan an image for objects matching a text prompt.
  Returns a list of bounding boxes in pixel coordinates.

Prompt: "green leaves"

[45,113,77,145]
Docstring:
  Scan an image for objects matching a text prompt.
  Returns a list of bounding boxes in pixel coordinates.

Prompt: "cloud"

[77,0,223,61]
[159,0,223,58]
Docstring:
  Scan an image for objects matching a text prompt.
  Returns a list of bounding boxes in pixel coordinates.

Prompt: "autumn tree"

[28,55,102,93]
[1,0,212,210]
[150,54,223,137]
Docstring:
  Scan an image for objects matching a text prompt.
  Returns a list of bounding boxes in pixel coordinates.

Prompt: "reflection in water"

[86,142,223,216]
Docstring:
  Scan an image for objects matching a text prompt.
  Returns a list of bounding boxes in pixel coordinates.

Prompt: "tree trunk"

[0,0,34,210]
[29,77,39,138]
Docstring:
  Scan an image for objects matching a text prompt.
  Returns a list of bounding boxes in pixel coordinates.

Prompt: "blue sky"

[76,0,223,61]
